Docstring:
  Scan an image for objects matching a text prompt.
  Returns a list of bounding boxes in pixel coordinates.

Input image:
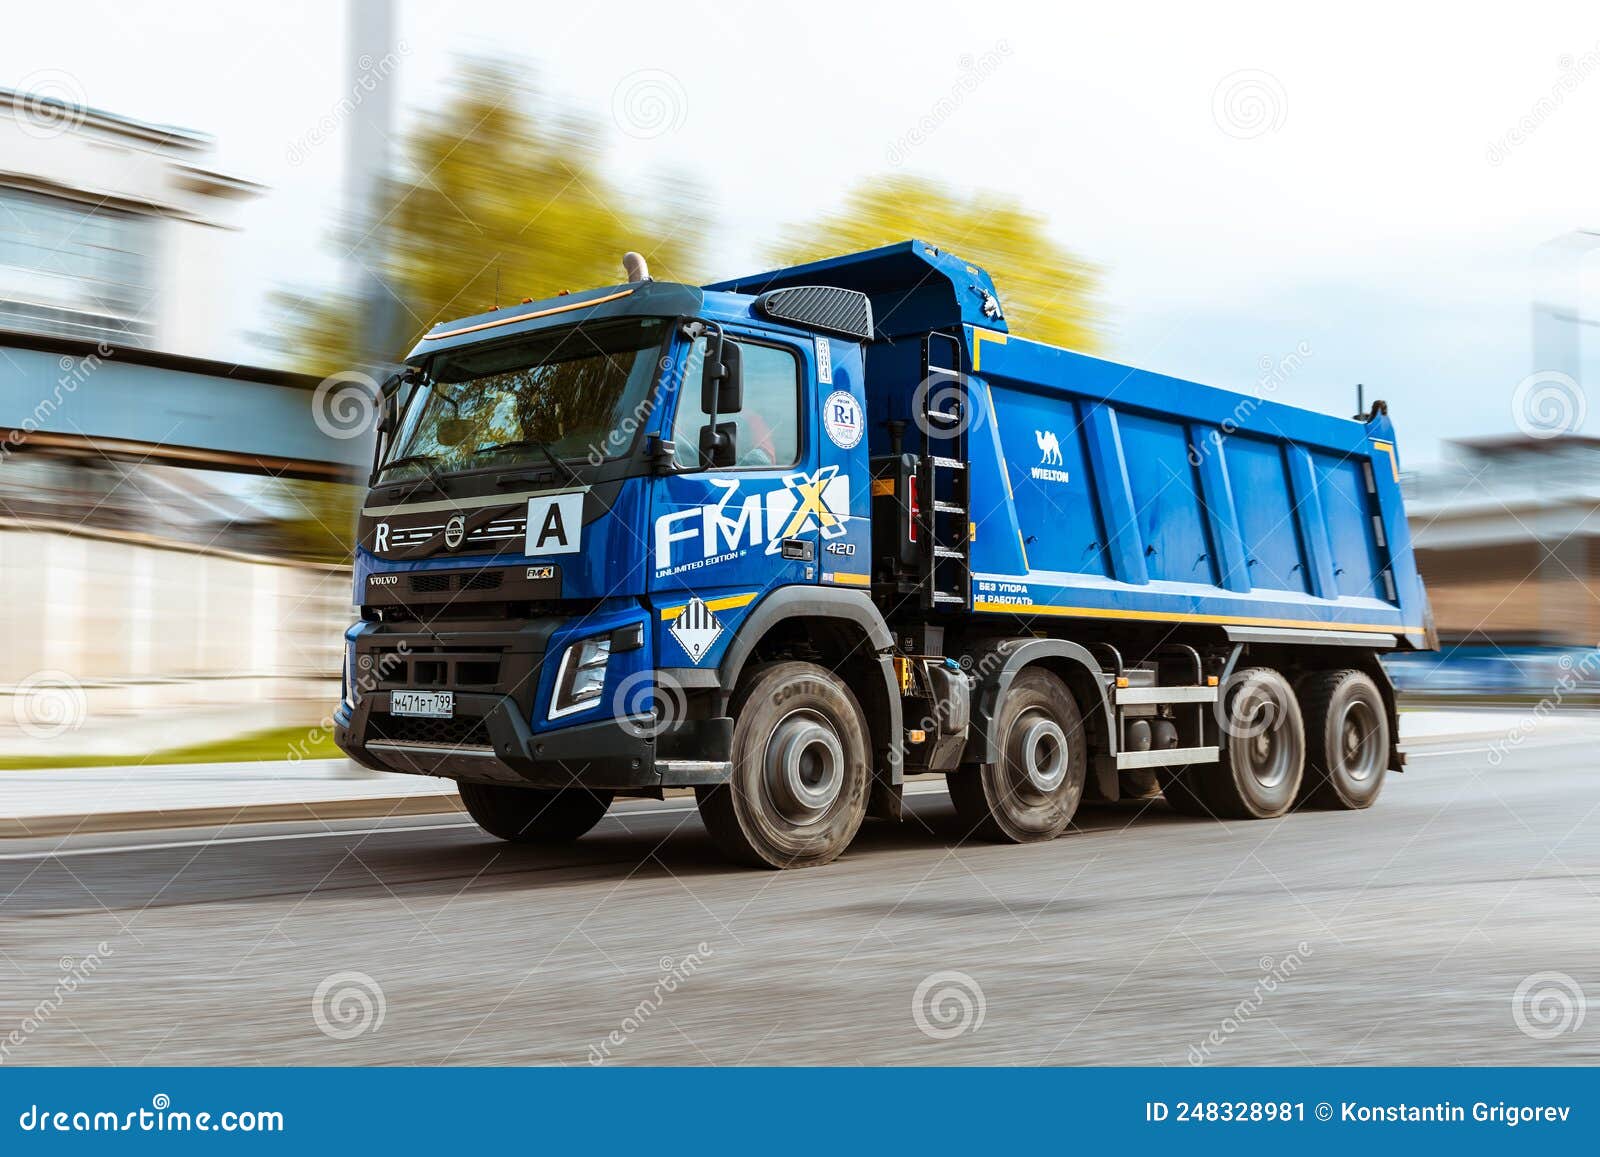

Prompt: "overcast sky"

[5,0,1600,464]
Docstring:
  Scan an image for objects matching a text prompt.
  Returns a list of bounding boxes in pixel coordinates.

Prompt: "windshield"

[378,317,669,481]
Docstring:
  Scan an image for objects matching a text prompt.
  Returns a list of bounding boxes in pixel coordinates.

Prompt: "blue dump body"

[961,326,1424,645]
[713,239,1429,651]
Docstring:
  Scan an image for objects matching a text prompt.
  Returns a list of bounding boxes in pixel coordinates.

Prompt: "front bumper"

[335,689,733,792]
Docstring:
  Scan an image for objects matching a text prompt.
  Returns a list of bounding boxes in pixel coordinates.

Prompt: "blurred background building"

[1391,435,1600,697]
[0,86,352,758]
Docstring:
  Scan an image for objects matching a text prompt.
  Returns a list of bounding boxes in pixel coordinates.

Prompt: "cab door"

[647,328,862,670]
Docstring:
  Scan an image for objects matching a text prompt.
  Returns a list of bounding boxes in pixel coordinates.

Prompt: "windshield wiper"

[470,439,573,460]
[377,452,446,495]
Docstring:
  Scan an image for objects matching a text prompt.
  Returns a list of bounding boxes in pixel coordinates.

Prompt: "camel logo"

[1035,429,1064,465]
[1031,429,1069,484]
[653,467,851,574]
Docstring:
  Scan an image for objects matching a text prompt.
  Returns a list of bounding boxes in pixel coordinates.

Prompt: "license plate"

[390,690,454,719]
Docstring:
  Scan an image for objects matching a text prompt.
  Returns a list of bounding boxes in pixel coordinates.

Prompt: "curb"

[0,793,465,840]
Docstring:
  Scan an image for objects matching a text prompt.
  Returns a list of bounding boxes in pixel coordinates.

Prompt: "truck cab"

[334,262,898,866]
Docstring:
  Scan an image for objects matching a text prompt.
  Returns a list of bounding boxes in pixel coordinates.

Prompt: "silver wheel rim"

[763,709,844,826]
[1020,717,1069,792]
[1340,700,1382,783]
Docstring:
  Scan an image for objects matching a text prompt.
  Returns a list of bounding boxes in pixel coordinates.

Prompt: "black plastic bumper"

[334,690,733,791]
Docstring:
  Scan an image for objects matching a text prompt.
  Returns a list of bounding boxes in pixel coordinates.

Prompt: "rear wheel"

[459,781,614,843]
[950,668,1087,842]
[1298,669,1389,809]
[1163,667,1304,819]
[695,661,871,869]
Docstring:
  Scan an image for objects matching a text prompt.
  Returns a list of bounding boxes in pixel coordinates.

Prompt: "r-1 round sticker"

[823,390,863,450]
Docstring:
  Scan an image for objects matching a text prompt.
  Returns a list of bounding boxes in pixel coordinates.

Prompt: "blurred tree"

[275,60,707,560]
[768,175,1100,353]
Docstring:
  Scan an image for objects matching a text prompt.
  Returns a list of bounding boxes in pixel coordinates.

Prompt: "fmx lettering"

[653,467,851,572]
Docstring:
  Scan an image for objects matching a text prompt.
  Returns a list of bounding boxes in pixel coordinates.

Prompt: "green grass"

[0,725,344,771]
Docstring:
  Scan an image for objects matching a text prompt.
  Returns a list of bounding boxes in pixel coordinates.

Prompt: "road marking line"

[0,783,956,862]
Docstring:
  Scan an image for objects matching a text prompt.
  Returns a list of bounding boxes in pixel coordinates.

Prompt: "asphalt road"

[2,727,1597,1066]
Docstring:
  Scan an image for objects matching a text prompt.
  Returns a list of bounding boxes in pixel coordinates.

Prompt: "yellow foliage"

[768,175,1100,353]
[281,60,706,375]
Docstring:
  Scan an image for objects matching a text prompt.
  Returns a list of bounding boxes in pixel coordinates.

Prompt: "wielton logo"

[653,467,851,574]
[1032,429,1069,484]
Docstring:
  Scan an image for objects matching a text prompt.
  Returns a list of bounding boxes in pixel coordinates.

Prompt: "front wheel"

[459,781,613,843]
[695,661,871,869]
[949,668,1087,843]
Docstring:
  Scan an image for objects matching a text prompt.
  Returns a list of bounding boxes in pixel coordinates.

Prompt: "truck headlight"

[342,634,358,708]
[549,635,612,719]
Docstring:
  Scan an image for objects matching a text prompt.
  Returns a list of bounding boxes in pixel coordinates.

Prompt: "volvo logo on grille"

[443,515,466,550]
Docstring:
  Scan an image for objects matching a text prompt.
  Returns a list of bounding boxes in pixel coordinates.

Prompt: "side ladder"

[919,331,971,612]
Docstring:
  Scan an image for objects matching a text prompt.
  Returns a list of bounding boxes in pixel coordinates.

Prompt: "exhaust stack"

[622,252,651,283]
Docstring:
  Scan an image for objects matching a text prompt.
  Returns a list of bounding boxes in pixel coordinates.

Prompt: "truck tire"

[949,668,1087,843]
[1164,667,1304,819]
[458,781,614,843]
[695,660,871,869]
[1297,669,1389,810]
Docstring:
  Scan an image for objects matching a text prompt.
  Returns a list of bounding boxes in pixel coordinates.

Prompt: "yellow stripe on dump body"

[972,600,1421,634]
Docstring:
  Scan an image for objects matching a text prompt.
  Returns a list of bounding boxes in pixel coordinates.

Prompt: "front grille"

[406,570,504,595]
[369,712,491,748]
[365,646,506,690]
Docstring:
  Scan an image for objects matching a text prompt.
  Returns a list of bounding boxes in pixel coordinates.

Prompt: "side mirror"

[700,337,743,417]
[375,368,411,435]
[698,420,738,469]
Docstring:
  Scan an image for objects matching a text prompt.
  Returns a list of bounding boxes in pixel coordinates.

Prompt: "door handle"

[780,537,815,561]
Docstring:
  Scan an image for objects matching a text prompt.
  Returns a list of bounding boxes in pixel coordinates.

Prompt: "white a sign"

[525,492,584,556]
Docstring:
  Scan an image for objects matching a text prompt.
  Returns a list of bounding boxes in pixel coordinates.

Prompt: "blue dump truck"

[333,241,1434,869]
